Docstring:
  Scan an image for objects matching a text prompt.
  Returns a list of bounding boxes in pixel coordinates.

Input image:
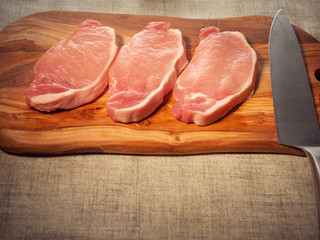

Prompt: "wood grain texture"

[0,11,319,155]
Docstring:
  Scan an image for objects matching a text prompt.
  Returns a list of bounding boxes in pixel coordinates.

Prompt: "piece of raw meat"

[172,26,257,125]
[26,19,118,111]
[107,22,188,123]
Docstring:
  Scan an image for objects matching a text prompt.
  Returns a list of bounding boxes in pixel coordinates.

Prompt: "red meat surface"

[172,26,257,125]
[26,19,118,111]
[107,22,188,123]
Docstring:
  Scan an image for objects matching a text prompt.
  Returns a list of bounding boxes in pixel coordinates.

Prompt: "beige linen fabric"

[0,153,318,239]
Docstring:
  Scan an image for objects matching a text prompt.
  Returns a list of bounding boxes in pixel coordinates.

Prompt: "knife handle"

[302,146,320,231]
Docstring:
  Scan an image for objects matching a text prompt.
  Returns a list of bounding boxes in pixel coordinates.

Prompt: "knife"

[269,9,320,225]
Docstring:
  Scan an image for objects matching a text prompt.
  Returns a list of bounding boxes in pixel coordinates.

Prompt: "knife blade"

[269,9,320,225]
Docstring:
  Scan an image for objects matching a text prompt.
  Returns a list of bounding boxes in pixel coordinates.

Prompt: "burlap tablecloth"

[0,0,319,239]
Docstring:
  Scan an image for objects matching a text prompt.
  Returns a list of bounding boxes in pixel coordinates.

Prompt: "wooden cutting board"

[0,11,319,155]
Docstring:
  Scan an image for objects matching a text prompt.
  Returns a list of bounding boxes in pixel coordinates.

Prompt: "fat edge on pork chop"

[172,26,258,126]
[26,19,118,112]
[107,21,188,123]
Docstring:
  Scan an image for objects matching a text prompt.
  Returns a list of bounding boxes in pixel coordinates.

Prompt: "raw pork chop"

[26,19,118,111]
[107,22,188,123]
[172,26,257,125]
